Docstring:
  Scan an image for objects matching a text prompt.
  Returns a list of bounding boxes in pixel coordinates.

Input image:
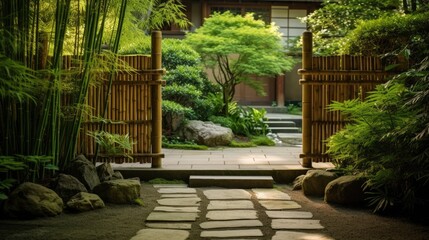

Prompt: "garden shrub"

[326,58,429,217]
[164,65,206,88]
[162,100,194,134]
[343,12,429,64]
[163,84,201,108]
[162,39,201,70]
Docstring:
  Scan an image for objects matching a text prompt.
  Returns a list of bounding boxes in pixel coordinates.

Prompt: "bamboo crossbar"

[299,79,387,85]
[110,80,166,85]
[298,69,396,76]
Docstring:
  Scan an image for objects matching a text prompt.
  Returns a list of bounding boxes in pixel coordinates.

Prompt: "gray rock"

[51,174,87,202]
[325,175,366,205]
[292,175,305,190]
[302,170,337,197]
[3,182,63,218]
[93,179,140,204]
[65,155,100,191]
[66,192,105,212]
[112,171,123,180]
[181,120,233,147]
[96,163,114,182]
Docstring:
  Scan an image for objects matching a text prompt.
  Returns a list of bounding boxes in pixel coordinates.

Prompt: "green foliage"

[229,140,257,148]
[326,59,429,216]
[133,198,145,206]
[163,84,201,107]
[343,12,429,64]
[185,11,294,114]
[164,65,205,88]
[162,100,194,134]
[250,136,276,146]
[210,107,268,137]
[87,131,135,158]
[162,39,201,70]
[302,0,399,55]
[286,103,302,115]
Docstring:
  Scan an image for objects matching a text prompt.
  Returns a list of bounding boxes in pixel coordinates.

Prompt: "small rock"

[96,163,114,182]
[325,175,366,205]
[51,173,88,202]
[93,179,140,204]
[65,155,100,191]
[66,192,105,212]
[3,182,63,218]
[302,170,337,197]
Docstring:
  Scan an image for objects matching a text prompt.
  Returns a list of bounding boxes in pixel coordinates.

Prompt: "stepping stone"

[154,206,200,213]
[272,219,324,230]
[153,184,188,188]
[200,220,263,229]
[266,210,313,219]
[203,189,251,200]
[130,229,189,240]
[272,231,334,240]
[206,210,258,220]
[201,229,263,238]
[259,200,301,210]
[161,194,198,198]
[252,188,291,200]
[207,200,254,210]
[145,223,192,230]
[190,175,273,188]
[146,212,199,222]
[158,188,196,194]
[157,198,201,206]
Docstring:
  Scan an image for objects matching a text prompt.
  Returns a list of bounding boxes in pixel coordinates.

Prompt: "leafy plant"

[87,131,135,159]
[326,58,429,216]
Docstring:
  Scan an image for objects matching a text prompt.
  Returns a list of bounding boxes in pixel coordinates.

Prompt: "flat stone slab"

[207,200,254,210]
[272,219,325,230]
[206,210,258,220]
[153,184,188,188]
[272,231,334,240]
[259,200,302,210]
[203,189,251,200]
[252,188,291,200]
[200,229,263,238]
[200,220,263,229]
[146,212,199,222]
[130,229,189,240]
[161,194,198,198]
[157,198,201,206]
[154,206,200,213]
[145,223,192,230]
[157,188,196,194]
[266,210,313,219]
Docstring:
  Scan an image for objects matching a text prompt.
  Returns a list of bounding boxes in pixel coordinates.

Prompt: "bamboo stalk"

[151,31,163,168]
[301,31,313,168]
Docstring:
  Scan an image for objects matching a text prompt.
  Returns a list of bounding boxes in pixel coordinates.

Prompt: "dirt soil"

[0,183,428,240]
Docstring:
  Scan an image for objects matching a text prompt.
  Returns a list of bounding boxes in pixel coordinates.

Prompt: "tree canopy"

[185,11,294,114]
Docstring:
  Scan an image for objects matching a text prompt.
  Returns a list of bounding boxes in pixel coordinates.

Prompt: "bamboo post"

[151,31,162,168]
[301,31,313,168]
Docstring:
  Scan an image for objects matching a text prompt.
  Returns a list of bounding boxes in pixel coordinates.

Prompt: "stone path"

[129,185,335,240]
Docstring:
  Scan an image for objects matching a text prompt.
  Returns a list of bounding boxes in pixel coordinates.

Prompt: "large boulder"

[181,120,233,147]
[93,179,140,204]
[302,170,337,197]
[325,175,366,206]
[65,155,100,191]
[51,173,88,202]
[66,192,105,212]
[3,182,63,218]
[292,175,305,191]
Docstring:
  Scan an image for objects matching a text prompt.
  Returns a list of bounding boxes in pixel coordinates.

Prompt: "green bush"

[164,65,206,88]
[326,59,429,217]
[162,39,201,70]
[163,84,201,108]
[162,100,194,134]
[343,12,429,64]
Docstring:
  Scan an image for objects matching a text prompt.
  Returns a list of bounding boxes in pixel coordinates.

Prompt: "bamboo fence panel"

[299,31,396,164]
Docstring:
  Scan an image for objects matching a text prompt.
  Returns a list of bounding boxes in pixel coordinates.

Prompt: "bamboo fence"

[70,32,165,166]
[298,31,398,165]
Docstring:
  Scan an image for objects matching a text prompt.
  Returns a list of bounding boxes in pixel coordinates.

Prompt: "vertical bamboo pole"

[301,31,312,168]
[151,31,162,168]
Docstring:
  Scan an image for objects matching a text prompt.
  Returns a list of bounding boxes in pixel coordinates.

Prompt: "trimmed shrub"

[343,12,429,63]
[162,84,201,108]
[164,65,206,89]
[162,39,201,70]
[162,100,194,134]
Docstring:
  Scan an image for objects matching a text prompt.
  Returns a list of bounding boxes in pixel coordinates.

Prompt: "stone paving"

[129,184,335,240]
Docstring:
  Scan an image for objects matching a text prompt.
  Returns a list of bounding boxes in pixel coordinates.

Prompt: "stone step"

[189,175,273,188]
[264,120,296,128]
[269,127,301,133]
[277,133,302,145]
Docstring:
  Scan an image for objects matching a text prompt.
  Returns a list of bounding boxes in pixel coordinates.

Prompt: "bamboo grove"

[0,0,127,191]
